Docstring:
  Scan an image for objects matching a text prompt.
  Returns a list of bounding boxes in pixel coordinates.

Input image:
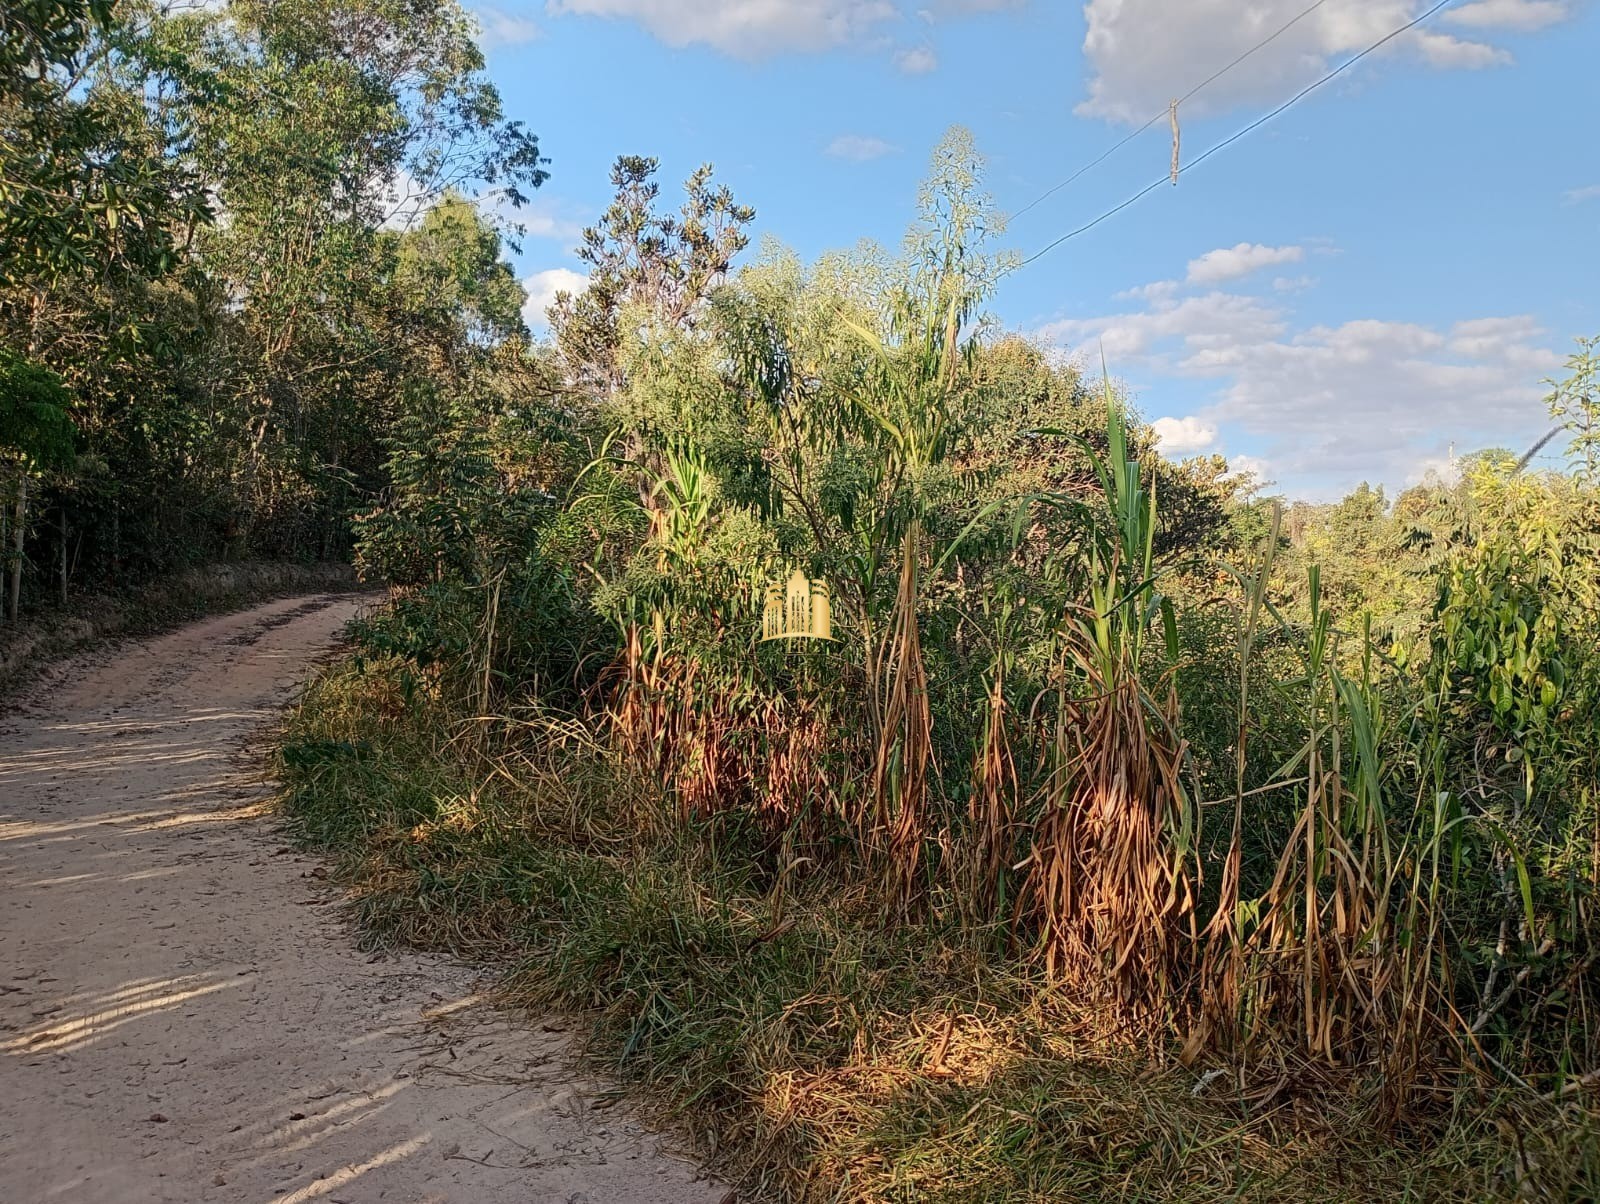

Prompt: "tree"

[175,0,547,541]
[359,191,534,580]
[0,0,197,613]
[0,350,74,619]
[392,193,528,346]
[1547,335,1599,482]
[0,0,210,302]
[0,0,552,613]
[550,156,754,396]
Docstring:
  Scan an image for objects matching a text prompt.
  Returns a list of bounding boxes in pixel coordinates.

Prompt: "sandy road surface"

[0,595,720,1204]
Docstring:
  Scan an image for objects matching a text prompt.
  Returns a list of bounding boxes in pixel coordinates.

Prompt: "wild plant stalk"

[478,567,505,723]
[1028,639,1195,1035]
[870,513,933,907]
[1203,577,1444,1101]
[1188,503,1281,1060]
[848,260,972,909]
[1022,385,1197,1039]
[963,603,1020,929]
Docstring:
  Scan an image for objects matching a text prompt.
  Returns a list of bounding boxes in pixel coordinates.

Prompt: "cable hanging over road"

[1014,0,1460,271]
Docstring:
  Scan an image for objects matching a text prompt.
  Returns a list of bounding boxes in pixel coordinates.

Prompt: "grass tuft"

[276,658,1600,1202]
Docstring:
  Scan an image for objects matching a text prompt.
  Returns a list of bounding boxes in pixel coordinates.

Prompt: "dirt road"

[0,595,719,1204]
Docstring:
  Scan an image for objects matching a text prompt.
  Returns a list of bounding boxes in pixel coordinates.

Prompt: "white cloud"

[895,45,939,73]
[477,192,587,245]
[1039,290,1287,363]
[472,5,542,48]
[1563,184,1600,205]
[522,267,587,330]
[546,0,897,57]
[1225,453,1274,484]
[825,134,898,161]
[1038,282,1563,496]
[1116,279,1180,303]
[1200,316,1559,491]
[1447,315,1548,363]
[1445,0,1572,32]
[1186,242,1305,286]
[1151,415,1218,454]
[1076,0,1544,124]
[1411,30,1512,67]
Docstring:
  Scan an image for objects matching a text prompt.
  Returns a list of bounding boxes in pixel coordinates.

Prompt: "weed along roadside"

[278,216,1600,1201]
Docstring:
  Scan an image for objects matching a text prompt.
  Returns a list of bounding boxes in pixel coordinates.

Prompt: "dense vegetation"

[0,0,543,618]
[8,2,1596,1199]
[287,135,1597,1199]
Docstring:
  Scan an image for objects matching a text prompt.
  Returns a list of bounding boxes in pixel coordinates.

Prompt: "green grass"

[275,657,1599,1202]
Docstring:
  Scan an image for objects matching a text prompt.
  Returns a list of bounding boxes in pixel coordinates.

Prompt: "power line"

[1011,0,1332,222]
[1017,0,1459,269]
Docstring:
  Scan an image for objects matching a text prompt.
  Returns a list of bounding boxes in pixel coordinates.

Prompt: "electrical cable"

[1011,0,1333,221]
[1016,0,1459,269]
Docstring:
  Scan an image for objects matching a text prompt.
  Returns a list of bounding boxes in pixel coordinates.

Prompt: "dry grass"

[274,658,1600,1202]
[959,662,1018,928]
[1021,642,1196,1044]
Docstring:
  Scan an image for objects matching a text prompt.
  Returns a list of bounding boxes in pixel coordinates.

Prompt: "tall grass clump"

[277,133,1600,1198]
[1019,387,1197,1039]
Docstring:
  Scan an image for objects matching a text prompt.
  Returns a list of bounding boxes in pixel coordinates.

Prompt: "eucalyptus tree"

[0,0,213,599]
[0,351,75,619]
[171,0,548,543]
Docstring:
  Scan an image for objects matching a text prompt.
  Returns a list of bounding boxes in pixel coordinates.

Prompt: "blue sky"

[468,0,1599,500]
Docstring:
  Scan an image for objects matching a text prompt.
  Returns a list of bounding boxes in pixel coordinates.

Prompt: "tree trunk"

[58,503,68,607]
[0,484,7,626]
[8,471,25,623]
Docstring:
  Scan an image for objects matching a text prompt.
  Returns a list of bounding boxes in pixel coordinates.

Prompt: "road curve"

[0,594,716,1204]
